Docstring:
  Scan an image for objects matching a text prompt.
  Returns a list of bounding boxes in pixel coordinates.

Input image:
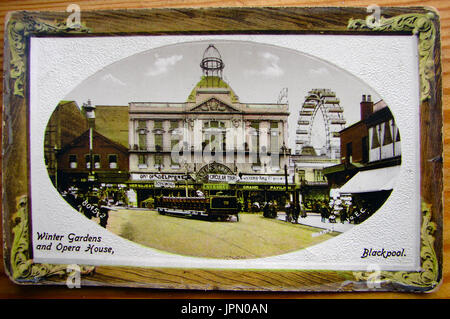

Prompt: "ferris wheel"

[295,89,346,158]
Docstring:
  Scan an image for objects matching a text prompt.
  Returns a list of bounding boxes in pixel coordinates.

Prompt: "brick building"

[56,129,129,191]
[44,100,88,186]
[324,94,401,220]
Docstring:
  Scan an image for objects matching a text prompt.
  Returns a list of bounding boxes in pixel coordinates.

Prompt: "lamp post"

[83,99,96,183]
[281,143,290,201]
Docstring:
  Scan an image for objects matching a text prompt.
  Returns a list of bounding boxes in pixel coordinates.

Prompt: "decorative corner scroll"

[6,13,91,98]
[353,202,440,291]
[348,11,437,102]
[10,195,94,283]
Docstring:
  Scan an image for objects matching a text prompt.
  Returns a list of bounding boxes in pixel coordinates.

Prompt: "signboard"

[155,181,176,188]
[239,174,294,184]
[242,185,260,190]
[208,174,238,183]
[203,183,230,190]
[127,183,154,189]
[131,173,187,181]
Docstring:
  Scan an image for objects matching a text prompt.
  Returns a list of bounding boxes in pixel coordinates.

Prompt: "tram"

[155,195,240,221]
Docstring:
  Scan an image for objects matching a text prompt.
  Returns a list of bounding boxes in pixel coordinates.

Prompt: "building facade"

[56,129,129,191]
[324,94,402,221]
[127,45,292,206]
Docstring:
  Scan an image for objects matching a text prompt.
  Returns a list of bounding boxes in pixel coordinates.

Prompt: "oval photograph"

[44,40,402,259]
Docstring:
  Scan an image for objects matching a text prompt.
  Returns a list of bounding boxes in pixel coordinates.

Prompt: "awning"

[338,166,400,194]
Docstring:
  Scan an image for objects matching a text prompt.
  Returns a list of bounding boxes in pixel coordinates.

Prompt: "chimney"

[360,94,373,121]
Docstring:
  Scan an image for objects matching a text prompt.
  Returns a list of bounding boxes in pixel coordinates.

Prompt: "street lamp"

[281,143,290,201]
[82,100,96,182]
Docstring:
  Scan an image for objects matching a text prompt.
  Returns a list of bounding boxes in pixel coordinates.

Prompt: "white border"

[30,34,421,271]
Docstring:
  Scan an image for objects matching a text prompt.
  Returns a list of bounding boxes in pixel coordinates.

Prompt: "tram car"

[155,195,240,221]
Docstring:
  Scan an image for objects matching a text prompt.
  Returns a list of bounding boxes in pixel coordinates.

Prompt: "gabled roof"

[58,129,129,155]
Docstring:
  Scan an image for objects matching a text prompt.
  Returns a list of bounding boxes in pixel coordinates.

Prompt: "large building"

[127,44,292,205]
[292,146,340,208]
[56,129,129,191]
[324,94,401,219]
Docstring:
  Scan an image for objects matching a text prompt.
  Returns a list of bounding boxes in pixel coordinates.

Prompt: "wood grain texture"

[0,0,449,299]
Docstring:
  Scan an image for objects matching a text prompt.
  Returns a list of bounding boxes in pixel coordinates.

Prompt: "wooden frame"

[2,6,442,292]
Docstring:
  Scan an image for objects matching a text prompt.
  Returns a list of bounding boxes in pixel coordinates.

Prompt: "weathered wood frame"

[2,6,442,292]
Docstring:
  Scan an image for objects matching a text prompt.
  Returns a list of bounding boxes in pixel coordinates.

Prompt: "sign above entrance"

[239,175,293,184]
[155,181,176,188]
[131,173,188,181]
[208,174,238,183]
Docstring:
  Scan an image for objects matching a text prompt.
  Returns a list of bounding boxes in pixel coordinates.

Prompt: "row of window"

[137,133,281,152]
[136,154,280,171]
[68,154,118,169]
[135,120,281,151]
[370,121,400,149]
[137,120,280,130]
[296,169,327,182]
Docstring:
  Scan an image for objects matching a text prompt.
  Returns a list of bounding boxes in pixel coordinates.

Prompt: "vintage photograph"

[43,40,402,259]
[2,6,442,293]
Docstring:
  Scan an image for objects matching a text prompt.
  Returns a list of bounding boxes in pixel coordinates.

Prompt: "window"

[270,130,279,153]
[203,120,225,129]
[85,154,91,168]
[170,120,178,130]
[371,126,380,149]
[362,136,369,163]
[383,121,393,145]
[94,154,101,169]
[109,154,118,169]
[138,154,147,168]
[154,120,163,130]
[395,128,401,142]
[346,142,352,162]
[314,169,325,182]
[69,154,77,168]
[170,139,180,168]
[154,134,163,152]
[154,154,163,169]
[138,121,147,151]
[250,121,260,130]
[297,169,305,181]
[85,154,100,168]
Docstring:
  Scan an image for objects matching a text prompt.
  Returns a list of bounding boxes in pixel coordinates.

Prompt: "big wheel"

[295,89,346,158]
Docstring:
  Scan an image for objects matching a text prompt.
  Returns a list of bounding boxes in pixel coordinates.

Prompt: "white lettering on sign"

[239,175,293,184]
[208,174,238,183]
[131,173,187,181]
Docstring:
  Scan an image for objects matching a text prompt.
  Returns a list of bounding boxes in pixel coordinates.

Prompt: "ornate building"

[128,45,291,205]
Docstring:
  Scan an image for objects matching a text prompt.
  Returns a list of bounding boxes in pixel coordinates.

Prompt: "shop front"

[237,182,295,212]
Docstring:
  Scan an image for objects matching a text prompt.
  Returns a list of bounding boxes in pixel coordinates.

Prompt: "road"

[105,208,340,259]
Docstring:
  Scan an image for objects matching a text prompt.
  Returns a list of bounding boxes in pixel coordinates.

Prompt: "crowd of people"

[308,198,373,225]
[62,187,128,228]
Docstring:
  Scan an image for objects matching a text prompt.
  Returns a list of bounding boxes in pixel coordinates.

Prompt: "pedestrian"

[293,202,300,223]
[340,204,348,224]
[98,196,110,228]
[300,204,307,218]
[285,201,291,222]
[320,202,325,222]
[263,201,270,218]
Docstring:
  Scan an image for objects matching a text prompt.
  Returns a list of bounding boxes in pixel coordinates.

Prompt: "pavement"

[276,212,355,233]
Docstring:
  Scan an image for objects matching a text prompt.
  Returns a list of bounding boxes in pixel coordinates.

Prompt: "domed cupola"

[200,44,225,79]
[187,44,239,103]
